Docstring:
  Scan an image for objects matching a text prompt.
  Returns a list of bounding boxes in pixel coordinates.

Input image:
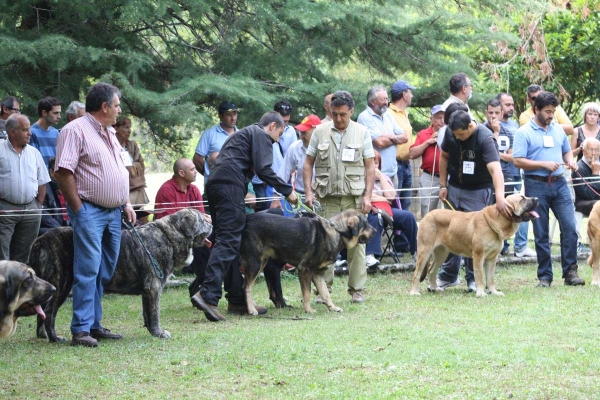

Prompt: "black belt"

[422,170,440,178]
[526,175,562,183]
[0,198,34,206]
[398,160,410,166]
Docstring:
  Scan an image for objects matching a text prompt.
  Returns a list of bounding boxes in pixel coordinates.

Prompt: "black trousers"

[199,184,246,306]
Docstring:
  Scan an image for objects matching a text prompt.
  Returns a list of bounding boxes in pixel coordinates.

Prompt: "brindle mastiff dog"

[240,209,376,315]
[0,261,55,339]
[29,209,212,342]
[410,194,539,297]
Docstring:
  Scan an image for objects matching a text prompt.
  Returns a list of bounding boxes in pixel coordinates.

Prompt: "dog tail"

[419,259,432,282]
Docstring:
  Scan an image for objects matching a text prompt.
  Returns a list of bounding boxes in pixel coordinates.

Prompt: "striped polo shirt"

[30,123,59,168]
[0,140,50,204]
[55,113,129,209]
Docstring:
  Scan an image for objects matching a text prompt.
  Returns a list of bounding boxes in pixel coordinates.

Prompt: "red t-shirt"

[410,126,441,174]
[154,178,205,220]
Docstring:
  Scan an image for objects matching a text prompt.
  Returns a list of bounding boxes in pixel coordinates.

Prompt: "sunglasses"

[7,107,20,113]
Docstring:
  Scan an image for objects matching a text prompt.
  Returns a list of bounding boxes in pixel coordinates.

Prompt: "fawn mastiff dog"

[240,209,376,315]
[410,194,539,297]
[586,201,600,285]
[0,261,55,339]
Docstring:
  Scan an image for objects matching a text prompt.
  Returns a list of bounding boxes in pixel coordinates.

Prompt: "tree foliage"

[0,0,541,156]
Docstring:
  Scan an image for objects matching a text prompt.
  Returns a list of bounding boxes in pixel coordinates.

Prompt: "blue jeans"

[524,176,578,282]
[67,201,121,335]
[396,161,412,211]
[510,179,530,252]
[366,209,418,257]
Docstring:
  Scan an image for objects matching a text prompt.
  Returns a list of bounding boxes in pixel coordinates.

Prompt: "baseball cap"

[391,80,416,94]
[431,105,444,115]
[217,101,238,114]
[294,115,322,132]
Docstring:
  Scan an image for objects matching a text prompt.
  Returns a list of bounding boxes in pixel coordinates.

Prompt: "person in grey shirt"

[0,114,50,263]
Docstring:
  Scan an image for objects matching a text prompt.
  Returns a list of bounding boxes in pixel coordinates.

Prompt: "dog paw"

[155,330,171,339]
[475,291,488,298]
[427,286,444,293]
[488,290,504,296]
[329,306,343,313]
[591,280,600,286]
[409,290,421,296]
[304,307,317,314]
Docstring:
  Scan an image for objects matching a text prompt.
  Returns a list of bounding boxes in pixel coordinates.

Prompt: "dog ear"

[3,275,13,310]
[348,215,361,237]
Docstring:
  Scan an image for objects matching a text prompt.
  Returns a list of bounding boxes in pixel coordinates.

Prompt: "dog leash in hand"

[443,199,455,211]
[283,191,333,226]
[124,220,164,280]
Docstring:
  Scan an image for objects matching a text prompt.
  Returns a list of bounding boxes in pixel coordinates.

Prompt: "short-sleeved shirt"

[278,125,298,157]
[513,119,571,177]
[306,121,375,159]
[55,113,129,209]
[277,139,311,192]
[386,104,413,162]
[518,105,572,128]
[194,123,237,176]
[154,178,205,220]
[30,123,59,168]
[484,121,514,179]
[0,140,50,204]
[500,120,520,177]
[410,126,441,174]
[357,107,403,177]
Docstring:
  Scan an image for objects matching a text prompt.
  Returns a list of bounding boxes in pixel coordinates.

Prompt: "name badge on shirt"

[463,161,475,175]
[120,149,133,167]
[543,136,554,148]
[342,148,356,162]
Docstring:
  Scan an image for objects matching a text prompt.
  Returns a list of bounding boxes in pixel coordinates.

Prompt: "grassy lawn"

[2,255,599,400]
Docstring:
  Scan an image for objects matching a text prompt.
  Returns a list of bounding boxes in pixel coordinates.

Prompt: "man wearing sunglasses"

[519,84,574,135]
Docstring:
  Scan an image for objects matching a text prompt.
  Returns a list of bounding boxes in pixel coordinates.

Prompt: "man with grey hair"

[322,93,333,122]
[66,101,86,122]
[0,96,21,139]
[0,114,50,263]
[55,82,136,347]
[304,90,376,303]
[357,85,407,186]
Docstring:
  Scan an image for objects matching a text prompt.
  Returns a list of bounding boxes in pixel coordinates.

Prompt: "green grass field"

[2,258,600,399]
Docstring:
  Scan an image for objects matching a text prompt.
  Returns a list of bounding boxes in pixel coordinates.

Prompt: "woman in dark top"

[571,102,600,161]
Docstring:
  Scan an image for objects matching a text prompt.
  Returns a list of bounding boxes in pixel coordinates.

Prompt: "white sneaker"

[365,254,380,268]
[515,247,537,258]
[334,259,348,268]
[435,277,460,289]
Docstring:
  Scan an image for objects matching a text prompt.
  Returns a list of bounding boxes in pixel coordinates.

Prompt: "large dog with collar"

[410,194,539,297]
[0,261,56,338]
[240,209,376,315]
[29,209,212,342]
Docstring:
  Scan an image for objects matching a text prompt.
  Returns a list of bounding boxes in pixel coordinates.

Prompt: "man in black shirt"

[191,112,298,322]
[435,104,511,292]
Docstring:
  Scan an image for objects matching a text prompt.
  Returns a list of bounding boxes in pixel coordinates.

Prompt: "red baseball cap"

[295,115,321,132]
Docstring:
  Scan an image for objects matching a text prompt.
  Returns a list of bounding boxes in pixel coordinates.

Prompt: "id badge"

[463,161,475,175]
[543,135,554,148]
[120,149,133,167]
[341,148,356,162]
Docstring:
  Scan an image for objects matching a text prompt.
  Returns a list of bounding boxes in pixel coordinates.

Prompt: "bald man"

[154,158,205,219]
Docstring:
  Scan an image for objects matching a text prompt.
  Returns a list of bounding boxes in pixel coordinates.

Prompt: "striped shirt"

[55,113,129,208]
[0,140,50,204]
[30,123,59,168]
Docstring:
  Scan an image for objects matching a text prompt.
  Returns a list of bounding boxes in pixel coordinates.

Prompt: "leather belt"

[422,170,440,178]
[526,175,562,183]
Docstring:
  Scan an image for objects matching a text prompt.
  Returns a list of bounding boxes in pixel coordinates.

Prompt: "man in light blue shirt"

[30,96,61,168]
[357,86,407,186]
[513,91,584,287]
[193,101,238,177]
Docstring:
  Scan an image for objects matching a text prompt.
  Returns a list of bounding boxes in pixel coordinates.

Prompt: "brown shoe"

[227,303,267,315]
[564,265,585,286]
[351,292,365,303]
[71,332,98,347]
[90,327,123,340]
[191,292,226,322]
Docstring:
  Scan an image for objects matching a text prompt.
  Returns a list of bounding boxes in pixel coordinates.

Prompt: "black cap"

[218,101,238,114]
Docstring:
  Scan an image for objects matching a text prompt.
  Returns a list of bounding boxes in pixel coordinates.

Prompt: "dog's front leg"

[298,269,316,313]
[485,259,504,296]
[312,271,342,313]
[472,254,488,298]
[142,286,171,338]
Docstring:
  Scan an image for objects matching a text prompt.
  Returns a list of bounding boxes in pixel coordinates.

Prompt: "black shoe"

[536,279,551,288]
[227,303,267,315]
[191,292,226,322]
[564,265,585,286]
[71,332,98,347]
[90,327,123,340]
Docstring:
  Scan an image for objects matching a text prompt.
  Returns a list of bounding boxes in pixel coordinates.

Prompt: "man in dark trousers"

[191,111,298,322]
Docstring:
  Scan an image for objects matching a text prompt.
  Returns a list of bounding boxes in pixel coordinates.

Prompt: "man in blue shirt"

[193,101,238,177]
[30,96,61,168]
[513,91,584,287]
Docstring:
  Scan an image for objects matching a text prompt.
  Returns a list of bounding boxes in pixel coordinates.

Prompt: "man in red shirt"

[409,105,445,218]
[154,158,205,220]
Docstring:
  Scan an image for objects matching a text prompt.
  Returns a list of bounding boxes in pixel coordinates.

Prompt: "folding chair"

[377,208,401,264]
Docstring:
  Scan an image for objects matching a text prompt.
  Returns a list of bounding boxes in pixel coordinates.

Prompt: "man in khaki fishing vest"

[303,90,376,303]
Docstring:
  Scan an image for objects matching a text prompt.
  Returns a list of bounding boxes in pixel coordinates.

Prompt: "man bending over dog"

[191,112,298,322]
[55,83,136,347]
[304,90,376,304]
[435,103,511,293]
